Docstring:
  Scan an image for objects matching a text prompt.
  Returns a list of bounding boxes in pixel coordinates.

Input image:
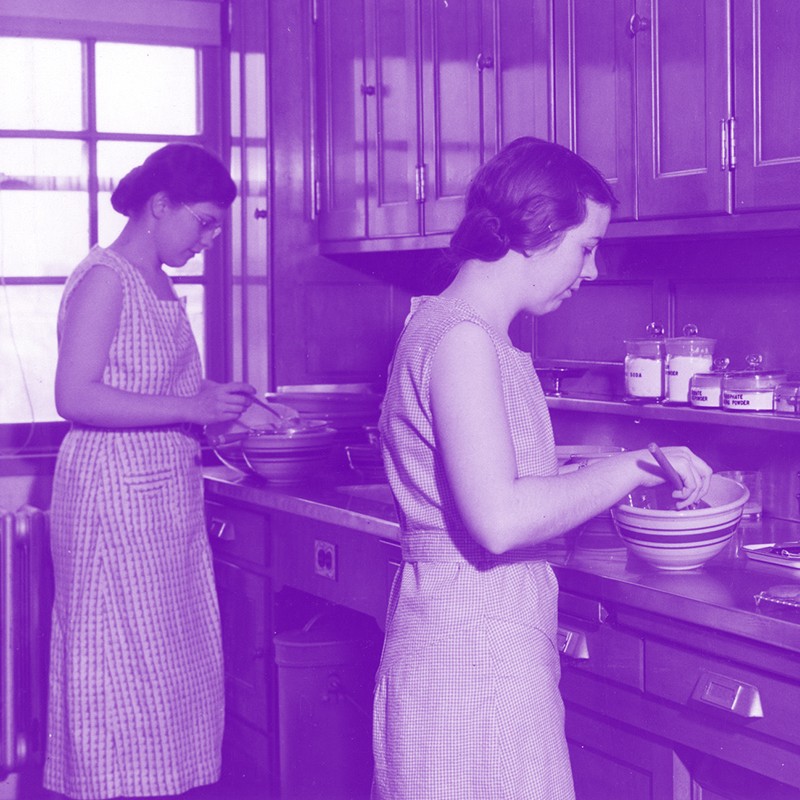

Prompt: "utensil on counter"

[647,442,708,510]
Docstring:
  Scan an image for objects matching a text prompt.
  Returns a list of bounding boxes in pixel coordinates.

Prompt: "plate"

[743,543,800,569]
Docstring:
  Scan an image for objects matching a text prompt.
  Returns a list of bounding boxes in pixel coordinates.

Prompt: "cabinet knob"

[627,12,650,37]
[361,84,376,96]
[476,53,494,71]
[253,208,267,220]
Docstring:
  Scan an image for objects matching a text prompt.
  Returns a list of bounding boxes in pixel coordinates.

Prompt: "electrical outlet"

[313,539,337,580]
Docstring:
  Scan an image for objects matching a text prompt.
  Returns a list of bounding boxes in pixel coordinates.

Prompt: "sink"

[336,483,395,506]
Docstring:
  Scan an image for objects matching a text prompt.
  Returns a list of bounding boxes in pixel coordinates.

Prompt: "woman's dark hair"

[448,137,617,267]
[110,143,237,216]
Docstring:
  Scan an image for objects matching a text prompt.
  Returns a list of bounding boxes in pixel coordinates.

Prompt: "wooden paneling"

[672,279,800,373]
[534,281,660,363]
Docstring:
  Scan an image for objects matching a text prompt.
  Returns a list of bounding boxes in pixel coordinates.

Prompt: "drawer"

[558,615,644,690]
[645,639,800,748]
[206,501,271,570]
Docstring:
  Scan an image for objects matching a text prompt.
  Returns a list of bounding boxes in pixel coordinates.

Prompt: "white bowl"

[611,474,749,571]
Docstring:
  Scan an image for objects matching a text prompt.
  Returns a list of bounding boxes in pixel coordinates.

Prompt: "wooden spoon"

[647,442,708,510]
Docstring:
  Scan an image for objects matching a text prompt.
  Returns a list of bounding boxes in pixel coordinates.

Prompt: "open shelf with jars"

[545,395,800,433]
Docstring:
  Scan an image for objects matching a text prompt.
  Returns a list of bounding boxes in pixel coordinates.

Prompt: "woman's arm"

[429,323,711,554]
[55,265,253,426]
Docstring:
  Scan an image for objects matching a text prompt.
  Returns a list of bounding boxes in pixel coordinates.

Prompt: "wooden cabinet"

[557,584,800,798]
[555,0,730,221]
[633,0,730,219]
[554,0,636,221]
[555,0,800,230]
[205,500,277,796]
[316,0,552,245]
[732,0,800,212]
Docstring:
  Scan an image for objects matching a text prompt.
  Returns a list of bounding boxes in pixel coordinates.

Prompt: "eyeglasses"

[181,202,222,239]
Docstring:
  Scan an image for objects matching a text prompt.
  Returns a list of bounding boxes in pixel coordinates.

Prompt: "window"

[0,34,225,428]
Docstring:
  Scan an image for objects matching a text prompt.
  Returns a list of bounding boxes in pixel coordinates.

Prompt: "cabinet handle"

[476,53,494,71]
[690,671,764,719]
[253,208,268,219]
[627,13,650,37]
[361,84,376,96]
[557,627,590,661]
[210,518,235,542]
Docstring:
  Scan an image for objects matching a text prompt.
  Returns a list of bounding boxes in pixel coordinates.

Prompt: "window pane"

[95,43,199,134]
[0,285,62,423]
[0,38,83,131]
[0,140,88,276]
[176,285,206,370]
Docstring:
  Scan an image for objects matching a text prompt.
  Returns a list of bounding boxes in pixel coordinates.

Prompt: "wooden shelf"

[545,395,800,433]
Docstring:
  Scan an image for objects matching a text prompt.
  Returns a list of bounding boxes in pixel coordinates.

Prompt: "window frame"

[0,31,231,455]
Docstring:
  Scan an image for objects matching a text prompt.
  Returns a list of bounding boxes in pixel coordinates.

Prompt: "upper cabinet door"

[315,0,367,241]
[486,0,553,155]
[364,0,422,238]
[554,0,636,221]
[733,0,800,212]
[419,0,484,235]
[634,0,731,218]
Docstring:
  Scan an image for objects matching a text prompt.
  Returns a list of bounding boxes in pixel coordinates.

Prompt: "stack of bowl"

[611,474,749,570]
[205,400,337,484]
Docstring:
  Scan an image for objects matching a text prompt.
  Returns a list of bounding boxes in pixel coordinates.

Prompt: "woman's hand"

[631,445,713,509]
[189,381,256,424]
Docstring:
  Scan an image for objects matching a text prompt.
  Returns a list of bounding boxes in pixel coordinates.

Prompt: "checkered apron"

[44,247,223,799]
[373,296,574,800]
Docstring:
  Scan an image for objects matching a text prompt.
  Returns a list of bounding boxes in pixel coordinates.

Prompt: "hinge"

[415,164,426,203]
[721,117,736,171]
[313,178,321,218]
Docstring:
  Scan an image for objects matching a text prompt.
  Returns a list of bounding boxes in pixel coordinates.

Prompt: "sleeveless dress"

[44,246,223,799]
[372,296,575,800]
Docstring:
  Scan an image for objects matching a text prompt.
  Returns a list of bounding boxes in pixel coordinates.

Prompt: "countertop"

[204,465,800,654]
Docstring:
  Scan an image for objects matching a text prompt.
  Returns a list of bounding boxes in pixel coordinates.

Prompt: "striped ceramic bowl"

[611,474,749,571]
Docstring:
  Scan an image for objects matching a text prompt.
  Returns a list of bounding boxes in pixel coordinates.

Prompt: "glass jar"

[688,357,730,409]
[664,326,716,404]
[774,381,800,415]
[624,338,665,401]
[721,370,788,412]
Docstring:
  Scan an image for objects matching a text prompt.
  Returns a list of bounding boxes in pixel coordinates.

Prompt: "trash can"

[274,607,382,800]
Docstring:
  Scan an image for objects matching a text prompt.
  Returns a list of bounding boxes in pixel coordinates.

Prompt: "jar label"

[722,390,773,411]
[625,357,663,398]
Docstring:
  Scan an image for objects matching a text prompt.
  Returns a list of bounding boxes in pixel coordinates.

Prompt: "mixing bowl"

[241,425,337,484]
[611,474,749,571]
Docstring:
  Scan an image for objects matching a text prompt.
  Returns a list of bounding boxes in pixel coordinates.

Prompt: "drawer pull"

[557,628,589,661]
[210,518,235,542]
[691,671,764,719]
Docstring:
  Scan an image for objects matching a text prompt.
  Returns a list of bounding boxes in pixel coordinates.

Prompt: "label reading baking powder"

[722,389,774,411]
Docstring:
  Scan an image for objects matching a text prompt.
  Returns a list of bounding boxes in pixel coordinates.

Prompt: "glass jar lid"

[722,370,788,391]
[664,323,715,356]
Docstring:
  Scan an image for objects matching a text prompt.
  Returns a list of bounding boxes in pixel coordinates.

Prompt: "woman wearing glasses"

[45,144,254,799]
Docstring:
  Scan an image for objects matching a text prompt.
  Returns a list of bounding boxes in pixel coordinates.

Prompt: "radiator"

[0,506,52,778]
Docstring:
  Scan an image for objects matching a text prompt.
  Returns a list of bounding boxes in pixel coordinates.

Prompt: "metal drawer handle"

[209,518,235,542]
[690,671,764,719]
[557,627,590,661]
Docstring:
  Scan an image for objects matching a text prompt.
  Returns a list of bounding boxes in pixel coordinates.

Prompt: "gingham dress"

[373,296,574,800]
[44,247,223,799]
